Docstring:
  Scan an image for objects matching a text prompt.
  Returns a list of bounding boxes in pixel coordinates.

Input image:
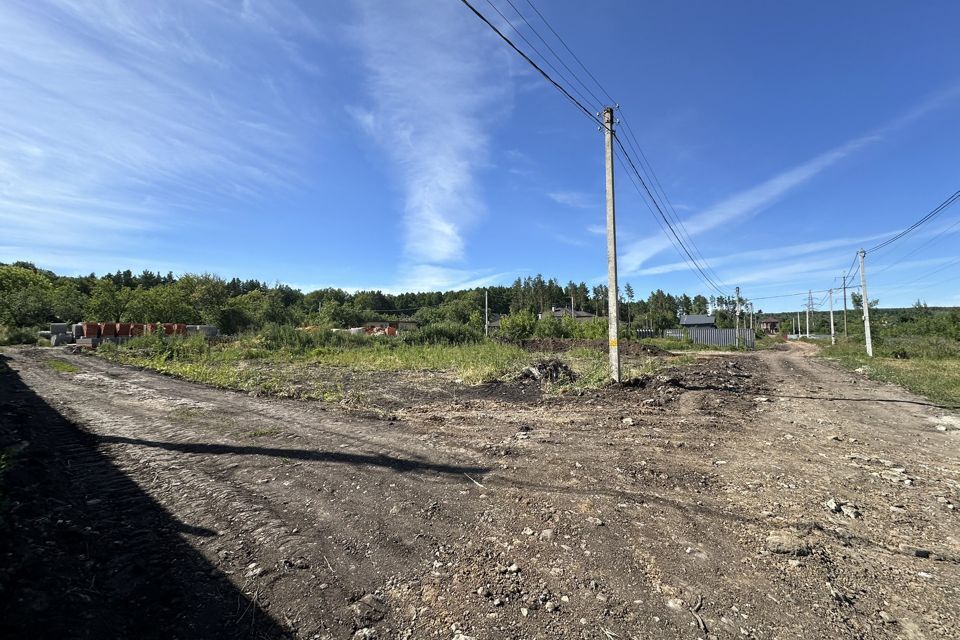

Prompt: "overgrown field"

[94,328,674,401]
[820,336,960,406]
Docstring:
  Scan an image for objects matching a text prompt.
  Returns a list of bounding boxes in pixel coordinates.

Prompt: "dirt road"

[1,344,958,639]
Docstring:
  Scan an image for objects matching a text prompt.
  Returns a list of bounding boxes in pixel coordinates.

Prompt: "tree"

[85,280,130,322]
[691,294,709,315]
[850,292,878,312]
[624,282,634,325]
[50,282,86,322]
[0,265,53,326]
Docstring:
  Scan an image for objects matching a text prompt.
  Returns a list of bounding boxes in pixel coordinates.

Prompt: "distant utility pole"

[806,290,811,338]
[796,312,801,338]
[735,286,741,349]
[603,107,620,382]
[841,274,848,338]
[484,289,489,338]
[859,249,873,357]
[829,288,835,346]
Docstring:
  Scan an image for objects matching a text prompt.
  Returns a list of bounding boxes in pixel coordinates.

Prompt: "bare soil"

[1,342,958,639]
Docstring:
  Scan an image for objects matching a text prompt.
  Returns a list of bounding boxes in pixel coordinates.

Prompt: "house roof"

[546,307,595,319]
[679,314,715,326]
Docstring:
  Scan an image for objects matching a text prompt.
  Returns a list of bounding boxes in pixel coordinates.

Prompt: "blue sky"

[1,0,958,311]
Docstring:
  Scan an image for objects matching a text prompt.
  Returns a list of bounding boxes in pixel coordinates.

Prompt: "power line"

[521,0,616,104]
[865,190,960,253]
[873,215,960,275]
[462,0,729,299]
[614,137,729,296]
[482,0,602,113]
[616,114,726,288]
[497,0,605,110]
[457,0,601,126]
[514,0,725,290]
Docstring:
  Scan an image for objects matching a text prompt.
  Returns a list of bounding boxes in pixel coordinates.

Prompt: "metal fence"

[686,326,755,349]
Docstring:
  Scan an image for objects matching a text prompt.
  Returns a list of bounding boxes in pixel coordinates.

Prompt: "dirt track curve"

[1,343,958,639]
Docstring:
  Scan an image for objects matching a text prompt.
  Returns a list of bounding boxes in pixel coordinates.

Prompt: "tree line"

[0,262,738,335]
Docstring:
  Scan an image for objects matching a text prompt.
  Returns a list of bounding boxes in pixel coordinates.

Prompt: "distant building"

[760,317,781,334]
[679,314,716,328]
[538,306,596,322]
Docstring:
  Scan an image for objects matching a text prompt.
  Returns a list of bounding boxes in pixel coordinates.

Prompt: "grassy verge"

[820,339,960,407]
[96,334,540,397]
[95,332,686,400]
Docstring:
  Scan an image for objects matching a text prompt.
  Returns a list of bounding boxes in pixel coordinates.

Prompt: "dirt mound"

[521,338,674,357]
[518,358,577,383]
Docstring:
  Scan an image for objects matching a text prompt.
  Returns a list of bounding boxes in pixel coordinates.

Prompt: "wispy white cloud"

[351,0,512,267]
[548,190,597,209]
[393,264,512,293]
[620,89,959,274]
[0,1,321,269]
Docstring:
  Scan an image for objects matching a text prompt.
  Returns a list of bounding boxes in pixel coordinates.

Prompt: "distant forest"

[2,262,956,341]
[2,262,737,333]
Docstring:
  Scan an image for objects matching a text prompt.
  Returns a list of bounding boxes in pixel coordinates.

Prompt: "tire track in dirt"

[3,344,959,639]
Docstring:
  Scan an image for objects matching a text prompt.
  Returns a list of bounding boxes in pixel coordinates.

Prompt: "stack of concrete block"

[73,323,84,339]
[76,337,100,347]
[51,333,74,346]
[186,325,219,337]
[44,322,76,346]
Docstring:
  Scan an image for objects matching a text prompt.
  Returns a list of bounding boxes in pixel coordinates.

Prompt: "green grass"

[46,358,78,373]
[94,331,688,400]
[820,338,960,407]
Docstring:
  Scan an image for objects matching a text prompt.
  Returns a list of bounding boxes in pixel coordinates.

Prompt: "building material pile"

[40,323,219,348]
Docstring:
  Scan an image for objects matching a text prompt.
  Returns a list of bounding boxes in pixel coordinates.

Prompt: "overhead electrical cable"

[873,215,960,275]
[461,0,729,297]
[480,0,601,115]
[614,138,729,296]
[522,0,617,104]
[516,0,726,291]
[498,0,606,110]
[865,190,960,253]
[458,0,601,126]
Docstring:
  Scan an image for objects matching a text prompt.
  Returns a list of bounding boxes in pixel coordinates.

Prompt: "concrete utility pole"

[603,107,620,382]
[735,286,741,350]
[796,312,801,339]
[842,274,848,338]
[806,290,811,338]
[484,289,489,338]
[829,288,835,345]
[859,249,873,357]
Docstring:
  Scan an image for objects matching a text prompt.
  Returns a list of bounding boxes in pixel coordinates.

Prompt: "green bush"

[0,325,42,346]
[532,316,569,339]
[401,321,481,345]
[499,312,537,342]
[259,323,368,353]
